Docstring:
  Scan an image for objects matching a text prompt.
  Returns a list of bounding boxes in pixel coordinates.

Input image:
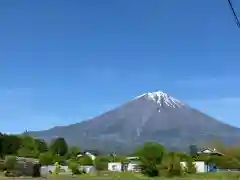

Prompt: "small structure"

[197,148,224,156]
[126,156,140,172]
[84,150,100,157]
[180,161,205,173]
[126,156,139,160]
[196,148,223,172]
[127,162,140,172]
[108,156,140,172]
[108,162,122,172]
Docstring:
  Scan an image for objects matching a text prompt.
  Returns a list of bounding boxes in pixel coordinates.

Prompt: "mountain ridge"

[28,91,240,153]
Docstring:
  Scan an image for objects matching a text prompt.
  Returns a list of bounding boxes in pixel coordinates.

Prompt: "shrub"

[140,160,158,177]
[39,152,54,165]
[158,155,171,177]
[94,156,109,171]
[184,157,197,174]
[4,156,17,171]
[53,162,61,175]
[210,155,240,169]
[78,155,93,165]
[166,152,183,177]
[53,155,66,165]
[68,160,81,174]
[136,142,166,177]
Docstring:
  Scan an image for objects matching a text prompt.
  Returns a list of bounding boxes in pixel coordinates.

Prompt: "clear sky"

[0,0,240,133]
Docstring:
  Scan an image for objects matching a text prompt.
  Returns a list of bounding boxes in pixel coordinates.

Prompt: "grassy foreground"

[1,171,240,180]
[49,172,240,180]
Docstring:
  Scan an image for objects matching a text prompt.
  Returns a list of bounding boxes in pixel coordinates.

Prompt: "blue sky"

[0,0,240,133]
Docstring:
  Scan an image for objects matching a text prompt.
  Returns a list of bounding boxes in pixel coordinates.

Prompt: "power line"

[227,0,240,28]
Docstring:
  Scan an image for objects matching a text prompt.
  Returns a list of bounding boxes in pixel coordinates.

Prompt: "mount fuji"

[28,91,240,153]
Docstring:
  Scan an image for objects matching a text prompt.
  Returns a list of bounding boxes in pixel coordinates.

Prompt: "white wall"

[127,162,140,172]
[108,162,122,172]
[40,165,95,176]
[108,162,140,172]
[180,161,205,173]
[107,161,205,173]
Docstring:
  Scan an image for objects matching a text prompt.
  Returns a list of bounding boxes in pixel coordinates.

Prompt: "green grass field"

[47,172,240,180]
[1,171,240,180]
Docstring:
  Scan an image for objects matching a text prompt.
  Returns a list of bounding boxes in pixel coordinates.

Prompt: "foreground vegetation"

[30,172,239,180]
[1,132,240,179]
[0,172,240,180]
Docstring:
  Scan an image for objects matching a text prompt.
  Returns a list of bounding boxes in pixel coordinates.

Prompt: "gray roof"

[197,148,224,156]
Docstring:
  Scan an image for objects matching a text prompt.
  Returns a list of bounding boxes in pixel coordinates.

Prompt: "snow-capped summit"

[135,91,186,108]
[29,90,240,154]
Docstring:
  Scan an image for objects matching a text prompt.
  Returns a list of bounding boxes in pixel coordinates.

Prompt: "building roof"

[197,148,224,156]
[83,150,100,156]
[126,156,139,160]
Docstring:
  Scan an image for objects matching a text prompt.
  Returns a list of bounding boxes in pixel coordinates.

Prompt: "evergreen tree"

[35,139,48,153]
[50,137,68,156]
[136,142,166,177]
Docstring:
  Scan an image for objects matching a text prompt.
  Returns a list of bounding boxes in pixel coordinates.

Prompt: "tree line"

[0,132,68,159]
[1,132,240,177]
[0,132,122,167]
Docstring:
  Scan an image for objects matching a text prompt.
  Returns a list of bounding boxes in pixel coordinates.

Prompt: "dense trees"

[18,135,39,158]
[50,137,68,156]
[35,139,48,153]
[66,146,80,159]
[166,152,183,177]
[134,141,240,177]
[0,133,68,160]
[0,134,22,156]
[78,155,93,165]
[94,156,108,171]
[136,142,166,177]
[135,143,190,177]
[135,142,166,164]
[39,152,54,165]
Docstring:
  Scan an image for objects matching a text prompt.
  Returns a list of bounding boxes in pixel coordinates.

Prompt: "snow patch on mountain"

[135,91,186,108]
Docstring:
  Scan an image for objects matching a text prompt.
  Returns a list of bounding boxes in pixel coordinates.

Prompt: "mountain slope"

[28,91,240,153]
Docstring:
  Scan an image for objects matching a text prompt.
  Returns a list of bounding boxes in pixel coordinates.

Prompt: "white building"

[108,162,122,172]
[180,161,206,173]
[108,156,140,172]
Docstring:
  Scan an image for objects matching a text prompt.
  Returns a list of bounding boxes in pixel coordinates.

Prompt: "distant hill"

[28,91,240,154]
